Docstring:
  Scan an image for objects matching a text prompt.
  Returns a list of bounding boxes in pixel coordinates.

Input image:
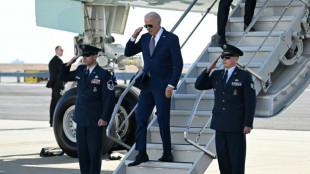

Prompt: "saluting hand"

[243,126,252,134]
[66,55,80,67]
[206,56,221,73]
[165,86,174,98]
[98,119,107,127]
[132,27,143,38]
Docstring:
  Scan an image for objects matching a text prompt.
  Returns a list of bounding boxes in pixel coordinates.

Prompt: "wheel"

[53,88,116,158]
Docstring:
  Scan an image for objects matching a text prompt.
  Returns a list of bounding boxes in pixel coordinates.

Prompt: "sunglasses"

[221,55,236,59]
[144,24,153,28]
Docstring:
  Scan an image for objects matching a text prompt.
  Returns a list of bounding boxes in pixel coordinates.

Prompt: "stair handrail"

[184,90,217,158]
[238,0,296,93]
[107,69,143,150]
[181,0,218,49]
[244,0,296,68]
[170,0,198,33]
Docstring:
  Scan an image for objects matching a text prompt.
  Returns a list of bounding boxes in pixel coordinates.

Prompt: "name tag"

[232,82,242,86]
[75,76,80,80]
[91,79,101,84]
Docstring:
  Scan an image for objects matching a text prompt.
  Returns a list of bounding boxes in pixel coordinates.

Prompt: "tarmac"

[0,82,310,174]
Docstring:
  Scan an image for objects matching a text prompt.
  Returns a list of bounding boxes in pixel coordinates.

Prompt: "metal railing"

[184,0,300,157]
[0,71,135,83]
[184,90,216,158]
[236,0,295,92]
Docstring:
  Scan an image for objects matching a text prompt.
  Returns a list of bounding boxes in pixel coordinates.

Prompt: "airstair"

[112,0,310,173]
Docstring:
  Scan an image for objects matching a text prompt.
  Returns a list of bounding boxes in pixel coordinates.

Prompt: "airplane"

[35,0,310,173]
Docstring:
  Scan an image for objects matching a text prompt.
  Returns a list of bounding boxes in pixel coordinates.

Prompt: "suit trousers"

[215,131,246,174]
[135,78,172,155]
[217,0,257,36]
[244,0,257,26]
[217,0,233,36]
[76,125,103,174]
[49,87,61,126]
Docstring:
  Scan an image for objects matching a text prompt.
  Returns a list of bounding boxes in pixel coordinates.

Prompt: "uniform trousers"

[49,87,61,126]
[135,77,172,155]
[76,125,103,174]
[215,130,246,174]
[217,0,257,36]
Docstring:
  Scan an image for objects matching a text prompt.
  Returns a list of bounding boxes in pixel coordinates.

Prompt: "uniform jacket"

[195,67,256,133]
[46,55,64,89]
[125,28,183,90]
[60,64,115,126]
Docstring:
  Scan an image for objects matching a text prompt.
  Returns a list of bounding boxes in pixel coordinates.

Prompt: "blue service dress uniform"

[60,63,115,174]
[124,28,183,156]
[195,66,256,174]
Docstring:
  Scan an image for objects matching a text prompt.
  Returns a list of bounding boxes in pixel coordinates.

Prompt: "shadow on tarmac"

[0,153,114,174]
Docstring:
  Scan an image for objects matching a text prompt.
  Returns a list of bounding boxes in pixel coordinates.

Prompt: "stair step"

[239,1,304,17]
[170,109,212,127]
[230,16,295,23]
[207,46,273,63]
[229,16,294,32]
[147,143,203,163]
[225,31,282,47]
[174,93,214,110]
[125,160,192,174]
[241,1,303,8]
[226,31,283,37]
[150,126,214,145]
[196,61,262,74]
[208,46,273,52]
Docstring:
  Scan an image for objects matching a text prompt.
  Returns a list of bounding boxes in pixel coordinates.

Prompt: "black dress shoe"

[158,154,173,162]
[218,35,227,47]
[244,25,255,32]
[128,153,149,166]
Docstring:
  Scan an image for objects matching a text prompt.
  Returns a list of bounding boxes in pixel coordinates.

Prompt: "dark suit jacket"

[46,55,64,89]
[125,28,183,90]
[195,67,256,133]
[59,64,115,126]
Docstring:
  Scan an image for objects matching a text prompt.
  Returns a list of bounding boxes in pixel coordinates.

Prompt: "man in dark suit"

[218,0,257,46]
[124,12,183,166]
[195,44,256,174]
[46,46,65,127]
[60,45,115,174]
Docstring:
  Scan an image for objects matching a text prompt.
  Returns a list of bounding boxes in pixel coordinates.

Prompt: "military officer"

[195,44,256,174]
[59,45,115,174]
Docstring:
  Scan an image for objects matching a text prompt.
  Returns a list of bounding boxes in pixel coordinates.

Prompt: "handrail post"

[106,69,143,149]
[300,0,310,7]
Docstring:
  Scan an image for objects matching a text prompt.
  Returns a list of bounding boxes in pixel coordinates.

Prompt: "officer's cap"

[221,44,243,57]
[79,45,101,57]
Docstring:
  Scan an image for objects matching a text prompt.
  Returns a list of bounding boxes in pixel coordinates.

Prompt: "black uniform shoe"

[128,152,149,166]
[244,25,256,32]
[218,35,227,47]
[158,154,173,162]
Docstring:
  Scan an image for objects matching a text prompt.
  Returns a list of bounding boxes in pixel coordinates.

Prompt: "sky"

[0,0,217,64]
